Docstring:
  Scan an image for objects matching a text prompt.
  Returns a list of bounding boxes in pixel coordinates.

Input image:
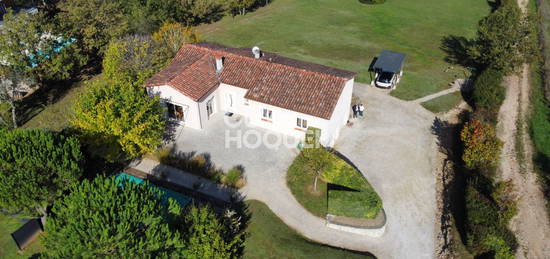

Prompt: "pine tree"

[0,129,84,214]
[43,176,185,258]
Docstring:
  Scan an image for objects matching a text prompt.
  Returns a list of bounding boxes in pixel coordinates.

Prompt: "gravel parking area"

[169,83,437,258]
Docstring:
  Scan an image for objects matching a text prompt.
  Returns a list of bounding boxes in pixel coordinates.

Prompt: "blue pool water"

[115,173,192,208]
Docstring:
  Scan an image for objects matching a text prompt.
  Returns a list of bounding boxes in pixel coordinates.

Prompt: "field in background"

[199,0,488,101]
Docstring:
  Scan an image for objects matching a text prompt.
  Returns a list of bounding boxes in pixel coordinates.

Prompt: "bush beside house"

[154,149,246,189]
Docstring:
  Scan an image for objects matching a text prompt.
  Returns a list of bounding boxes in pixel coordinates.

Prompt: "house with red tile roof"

[146,42,355,147]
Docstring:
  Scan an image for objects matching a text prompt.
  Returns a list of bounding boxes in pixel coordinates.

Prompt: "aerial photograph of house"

[0,0,549,258]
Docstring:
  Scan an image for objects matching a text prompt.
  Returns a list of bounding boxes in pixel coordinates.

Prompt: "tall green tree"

[103,35,166,87]
[182,205,245,259]
[0,129,83,214]
[122,0,181,34]
[43,176,185,258]
[0,11,45,74]
[468,1,538,73]
[0,10,86,82]
[225,0,256,16]
[179,0,225,25]
[152,22,201,59]
[57,0,129,55]
[72,81,165,162]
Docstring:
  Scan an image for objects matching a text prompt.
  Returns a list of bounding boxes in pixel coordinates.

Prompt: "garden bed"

[287,151,382,219]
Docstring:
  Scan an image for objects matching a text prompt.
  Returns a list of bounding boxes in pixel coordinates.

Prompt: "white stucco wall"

[323,78,354,146]
[148,78,354,147]
[147,85,202,129]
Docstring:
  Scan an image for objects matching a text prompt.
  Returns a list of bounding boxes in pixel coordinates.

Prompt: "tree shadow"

[16,78,77,126]
[327,183,360,192]
[163,120,179,143]
[430,114,471,248]
[440,35,477,68]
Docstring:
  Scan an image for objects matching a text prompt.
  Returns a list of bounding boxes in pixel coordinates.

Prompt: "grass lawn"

[244,200,373,258]
[20,81,88,130]
[0,214,44,258]
[199,0,489,100]
[287,151,382,219]
[421,91,463,113]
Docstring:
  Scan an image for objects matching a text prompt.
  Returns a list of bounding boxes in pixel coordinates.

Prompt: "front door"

[206,98,214,118]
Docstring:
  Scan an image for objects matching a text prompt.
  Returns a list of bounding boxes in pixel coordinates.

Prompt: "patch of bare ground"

[498,62,550,258]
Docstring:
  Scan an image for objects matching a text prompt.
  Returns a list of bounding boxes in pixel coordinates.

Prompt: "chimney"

[252,46,261,59]
[215,56,224,72]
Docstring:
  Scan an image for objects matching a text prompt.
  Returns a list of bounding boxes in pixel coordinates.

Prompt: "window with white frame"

[297,118,308,129]
[262,108,272,119]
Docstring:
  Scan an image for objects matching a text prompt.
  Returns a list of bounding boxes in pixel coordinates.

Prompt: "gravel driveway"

[170,83,437,258]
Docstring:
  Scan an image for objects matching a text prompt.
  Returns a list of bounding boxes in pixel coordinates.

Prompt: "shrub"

[223,168,243,188]
[461,119,503,169]
[464,177,517,256]
[72,81,165,162]
[359,0,386,4]
[473,68,505,113]
[154,147,172,163]
[154,151,245,188]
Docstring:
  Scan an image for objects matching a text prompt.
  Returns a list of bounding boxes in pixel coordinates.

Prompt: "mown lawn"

[0,76,97,131]
[244,200,373,259]
[0,214,44,258]
[287,151,382,219]
[421,91,463,113]
[199,0,488,100]
[21,80,89,130]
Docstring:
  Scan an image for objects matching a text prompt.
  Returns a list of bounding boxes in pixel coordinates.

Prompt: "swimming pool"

[115,173,192,208]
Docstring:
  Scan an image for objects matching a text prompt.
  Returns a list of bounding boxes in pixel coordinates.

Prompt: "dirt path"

[499,2,550,258]
[497,61,550,259]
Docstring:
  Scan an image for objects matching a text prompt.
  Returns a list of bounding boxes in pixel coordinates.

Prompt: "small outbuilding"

[371,50,406,89]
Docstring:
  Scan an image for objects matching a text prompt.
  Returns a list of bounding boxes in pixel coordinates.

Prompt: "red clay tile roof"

[146,42,356,120]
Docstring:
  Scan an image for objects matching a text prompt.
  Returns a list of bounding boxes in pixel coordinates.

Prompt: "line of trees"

[447,0,539,257]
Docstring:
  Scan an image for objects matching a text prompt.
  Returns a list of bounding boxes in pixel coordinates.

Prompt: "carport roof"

[373,50,406,73]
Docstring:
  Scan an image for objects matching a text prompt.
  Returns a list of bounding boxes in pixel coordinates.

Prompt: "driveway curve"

[170,83,437,259]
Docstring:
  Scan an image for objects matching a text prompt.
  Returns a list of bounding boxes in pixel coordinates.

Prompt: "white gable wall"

[147,85,203,129]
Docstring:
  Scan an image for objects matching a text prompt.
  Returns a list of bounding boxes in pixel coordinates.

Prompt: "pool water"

[115,173,192,208]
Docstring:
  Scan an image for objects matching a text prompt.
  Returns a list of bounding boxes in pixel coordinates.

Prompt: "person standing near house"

[359,104,365,117]
[352,104,358,118]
